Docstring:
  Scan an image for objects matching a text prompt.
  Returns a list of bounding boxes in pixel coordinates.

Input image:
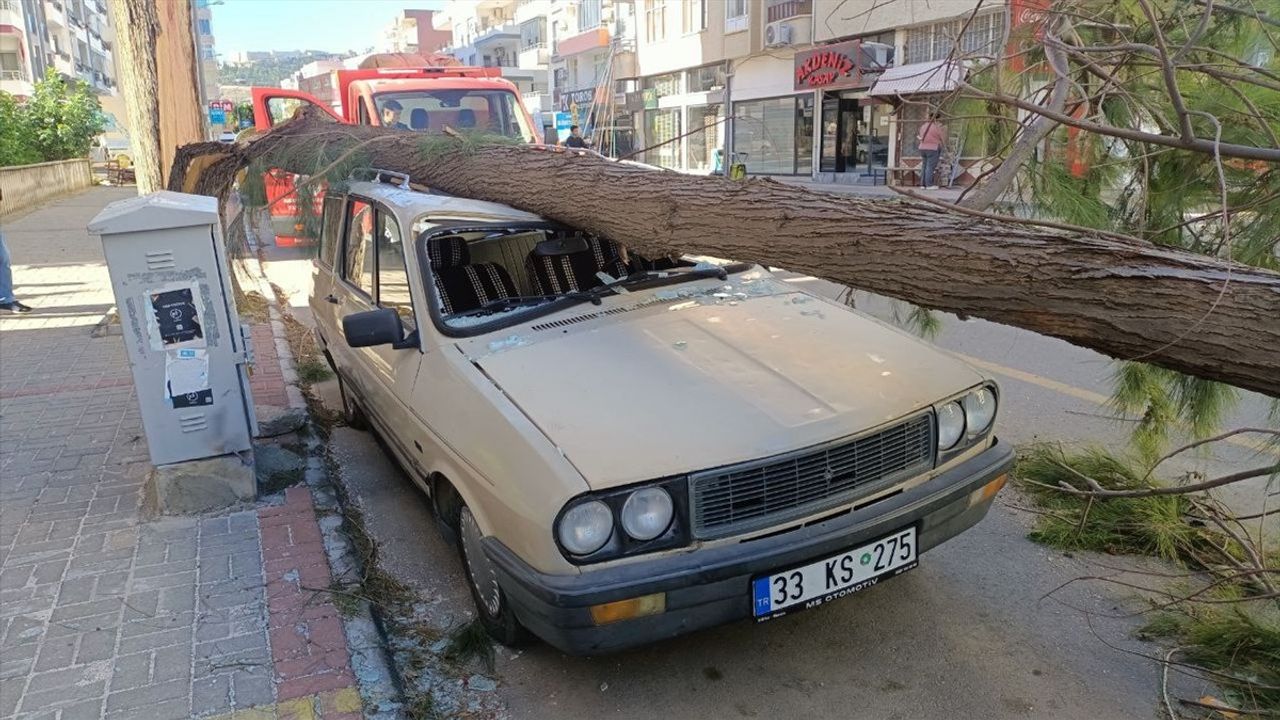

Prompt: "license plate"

[752,527,918,621]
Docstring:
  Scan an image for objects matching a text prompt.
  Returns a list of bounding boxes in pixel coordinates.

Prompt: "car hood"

[462,285,984,489]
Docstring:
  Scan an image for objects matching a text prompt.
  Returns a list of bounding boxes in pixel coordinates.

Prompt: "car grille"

[689,413,935,539]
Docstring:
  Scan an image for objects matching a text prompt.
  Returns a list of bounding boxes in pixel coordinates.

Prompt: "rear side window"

[343,200,375,297]
[318,197,344,268]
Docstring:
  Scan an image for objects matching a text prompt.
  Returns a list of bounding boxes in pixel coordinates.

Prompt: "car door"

[250,87,342,130]
[309,194,347,349]
[332,198,422,454]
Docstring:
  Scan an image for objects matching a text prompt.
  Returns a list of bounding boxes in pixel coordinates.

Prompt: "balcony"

[555,26,610,57]
[44,0,65,27]
[0,72,33,97]
[518,44,548,68]
[473,21,518,49]
[767,0,812,23]
[0,0,21,23]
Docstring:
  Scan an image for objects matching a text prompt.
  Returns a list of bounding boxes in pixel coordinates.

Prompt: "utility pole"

[106,0,205,193]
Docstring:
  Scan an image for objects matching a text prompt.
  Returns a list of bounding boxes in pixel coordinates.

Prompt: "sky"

[211,0,446,58]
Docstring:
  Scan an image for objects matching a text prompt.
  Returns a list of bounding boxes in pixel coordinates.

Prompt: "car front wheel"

[458,505,527,646]
[335,372,368,430]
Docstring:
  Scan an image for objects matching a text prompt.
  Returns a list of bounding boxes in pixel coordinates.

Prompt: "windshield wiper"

[594,264,729,294]
[463,291,603,316]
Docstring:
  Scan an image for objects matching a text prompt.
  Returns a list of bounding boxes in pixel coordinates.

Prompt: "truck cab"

[250,66,538,245]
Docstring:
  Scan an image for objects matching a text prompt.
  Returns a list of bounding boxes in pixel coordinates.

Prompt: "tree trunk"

[106,0,161,193]
[168,113,1280,398]
[106,0,205,193]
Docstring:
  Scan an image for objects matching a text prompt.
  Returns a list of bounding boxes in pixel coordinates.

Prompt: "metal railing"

[1,69,28,81]
[766,0,812,23]
[0,0,20,11]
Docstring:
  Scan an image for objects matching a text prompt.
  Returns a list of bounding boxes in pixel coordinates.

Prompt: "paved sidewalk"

[0,189,363,720]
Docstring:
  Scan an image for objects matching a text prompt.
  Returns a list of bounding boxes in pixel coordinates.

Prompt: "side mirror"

[342,308,418,350]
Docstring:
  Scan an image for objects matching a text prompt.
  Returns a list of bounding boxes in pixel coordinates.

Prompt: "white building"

[1,0,117,98]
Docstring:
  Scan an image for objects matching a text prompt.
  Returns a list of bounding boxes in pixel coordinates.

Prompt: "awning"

[867,60,965,97]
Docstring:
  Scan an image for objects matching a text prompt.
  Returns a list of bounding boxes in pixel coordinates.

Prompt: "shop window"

[644,108,682,169]
[684,104,723,172]
[642,71,682,98]
[732,95,811,175]
[687,64,725,93]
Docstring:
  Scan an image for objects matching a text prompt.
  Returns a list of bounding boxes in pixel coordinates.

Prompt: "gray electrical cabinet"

[89,191,256,467]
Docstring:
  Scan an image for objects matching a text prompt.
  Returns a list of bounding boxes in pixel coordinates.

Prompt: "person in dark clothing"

[381,100,410,130]
[563,125,588,148]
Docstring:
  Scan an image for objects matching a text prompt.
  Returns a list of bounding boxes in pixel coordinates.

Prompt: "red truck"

[252,63,539,246]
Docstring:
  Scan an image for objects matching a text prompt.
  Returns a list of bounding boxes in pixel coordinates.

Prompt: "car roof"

[344,180,544,224]
[356,77,520,94]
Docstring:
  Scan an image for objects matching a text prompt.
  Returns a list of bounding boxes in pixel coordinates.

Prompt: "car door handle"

[325,294,340,305]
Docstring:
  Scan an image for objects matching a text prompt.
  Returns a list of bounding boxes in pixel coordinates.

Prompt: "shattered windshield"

[374,90,532,140]
[415,220,750,334]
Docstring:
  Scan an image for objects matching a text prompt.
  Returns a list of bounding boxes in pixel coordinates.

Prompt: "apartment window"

[520,17,546,48]
[904,12,1005,64]
[579,0,602,31]
[646,0,667,43]
[642,71,681,98]
[197,18,211,35]
[725,0,748,33]
[682,0,706,33]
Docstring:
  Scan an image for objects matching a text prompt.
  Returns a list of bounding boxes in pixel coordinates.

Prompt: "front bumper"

[484,439,1015,655]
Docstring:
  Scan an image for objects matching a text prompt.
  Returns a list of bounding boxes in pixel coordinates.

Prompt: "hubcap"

[460,507,502,617]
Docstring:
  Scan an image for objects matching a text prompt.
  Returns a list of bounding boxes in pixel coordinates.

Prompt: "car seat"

[409,108,429,130]
[526,235,630,295]
[426,234,518,314]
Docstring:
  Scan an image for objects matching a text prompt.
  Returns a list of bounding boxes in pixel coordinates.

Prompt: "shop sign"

[794,41,861,91]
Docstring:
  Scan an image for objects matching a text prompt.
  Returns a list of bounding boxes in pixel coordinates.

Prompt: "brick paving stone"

[0,190,364,719]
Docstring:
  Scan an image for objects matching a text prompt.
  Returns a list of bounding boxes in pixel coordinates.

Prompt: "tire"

[458,505,528,646]
[335,372,369,430]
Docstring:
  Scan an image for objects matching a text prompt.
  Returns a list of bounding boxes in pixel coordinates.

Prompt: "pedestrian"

[380,99,410,130]
[916,113,947,189]
[0,228,32,314]
[562,125,588,149]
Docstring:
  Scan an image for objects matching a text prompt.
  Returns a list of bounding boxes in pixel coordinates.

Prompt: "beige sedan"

[312,175,1014,655]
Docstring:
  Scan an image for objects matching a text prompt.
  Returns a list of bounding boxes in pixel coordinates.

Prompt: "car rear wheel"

[458,505,527,646]
[335,372,369,430]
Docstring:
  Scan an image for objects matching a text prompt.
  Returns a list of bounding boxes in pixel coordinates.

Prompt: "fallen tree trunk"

[170,111,1280,398]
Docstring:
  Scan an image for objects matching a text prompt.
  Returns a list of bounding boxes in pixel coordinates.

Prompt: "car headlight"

[620,487,673,541]
[937,401,965,450]
[557,500,613,555]
[964,386,997,434]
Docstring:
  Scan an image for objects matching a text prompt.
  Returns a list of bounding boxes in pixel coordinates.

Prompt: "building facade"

[429,0,1032,186]
[1,0,117,99]
[384,9,452,55]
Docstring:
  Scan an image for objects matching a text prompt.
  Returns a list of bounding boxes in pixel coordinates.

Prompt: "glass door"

[819,94,839,173]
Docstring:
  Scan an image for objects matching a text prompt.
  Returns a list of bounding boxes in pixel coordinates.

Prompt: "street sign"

[220,99,234,113]
[553,112,572,142]
[208,107,226,125]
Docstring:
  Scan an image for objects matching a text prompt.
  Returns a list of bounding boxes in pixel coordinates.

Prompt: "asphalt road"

[261,243,1274,718]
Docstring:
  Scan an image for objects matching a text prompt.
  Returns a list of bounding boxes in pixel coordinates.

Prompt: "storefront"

[794,38,894,180]
[637,64,726,173]
[730,53,813,176]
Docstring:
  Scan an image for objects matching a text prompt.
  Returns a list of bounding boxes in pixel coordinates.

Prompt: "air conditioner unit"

[765,21,793,48]
[861,41,894,70]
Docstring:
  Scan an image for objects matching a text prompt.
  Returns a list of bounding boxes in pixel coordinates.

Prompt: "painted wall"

[0,159,93,217]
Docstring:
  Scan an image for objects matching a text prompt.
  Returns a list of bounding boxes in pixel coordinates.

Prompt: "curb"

[239,207,404,719]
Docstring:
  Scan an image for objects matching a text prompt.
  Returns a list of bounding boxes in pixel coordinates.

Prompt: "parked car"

[313,171,1014,655]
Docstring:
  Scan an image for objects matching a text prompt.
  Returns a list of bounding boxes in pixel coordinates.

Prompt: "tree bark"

[169,113,1280,398]
[106,0,162,193]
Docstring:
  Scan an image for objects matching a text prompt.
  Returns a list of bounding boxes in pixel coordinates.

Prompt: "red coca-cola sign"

[794,41,861,91]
